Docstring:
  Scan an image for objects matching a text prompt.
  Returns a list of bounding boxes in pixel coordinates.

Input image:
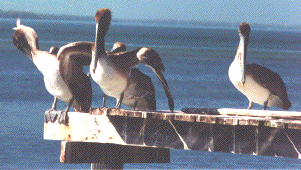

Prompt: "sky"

[1,0,301,26]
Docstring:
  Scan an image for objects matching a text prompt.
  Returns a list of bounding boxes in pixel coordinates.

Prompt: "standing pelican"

[55,41,157,111]
[228,22,291,110]
[90,8,174,112]
[109,42,156,111]
[13,21,92,124]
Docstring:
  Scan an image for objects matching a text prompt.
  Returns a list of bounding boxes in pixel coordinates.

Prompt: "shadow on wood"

[60,141,170,164]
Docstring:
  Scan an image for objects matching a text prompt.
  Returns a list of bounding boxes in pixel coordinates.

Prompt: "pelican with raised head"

[90,8,174,112]
[228,22,291,110]
[13,20,92,124]
[56,41,157,111]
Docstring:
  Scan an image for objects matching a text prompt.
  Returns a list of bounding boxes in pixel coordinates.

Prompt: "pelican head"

[111,42,126,53]
[92,8,112,74]
[12,20,39,60]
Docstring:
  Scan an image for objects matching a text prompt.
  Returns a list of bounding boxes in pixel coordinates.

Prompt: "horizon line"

[1,8,300,28]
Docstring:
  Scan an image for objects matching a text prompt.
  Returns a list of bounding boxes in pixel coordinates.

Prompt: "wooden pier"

[44,108,301,168]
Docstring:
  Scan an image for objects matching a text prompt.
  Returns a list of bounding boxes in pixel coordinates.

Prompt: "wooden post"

[60,141,170,169]
[91,162,124,170]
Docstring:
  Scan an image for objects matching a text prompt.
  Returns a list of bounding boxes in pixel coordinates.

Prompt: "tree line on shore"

[0,9,91,21]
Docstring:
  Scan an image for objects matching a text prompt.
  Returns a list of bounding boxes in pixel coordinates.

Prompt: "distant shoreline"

[0,9,92,21]
[1,9,300,31]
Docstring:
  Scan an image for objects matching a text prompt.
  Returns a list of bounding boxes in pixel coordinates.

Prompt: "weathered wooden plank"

[182,108,301,120]
[44,112,125,144]
[44,108,301,159]
[91,108,301,125]
[60,141,170,164]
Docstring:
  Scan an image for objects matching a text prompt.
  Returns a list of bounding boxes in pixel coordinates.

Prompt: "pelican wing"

[246,63,290,108]
[109,48,174,112]
[127,68,156,111]
[57,41,94,112]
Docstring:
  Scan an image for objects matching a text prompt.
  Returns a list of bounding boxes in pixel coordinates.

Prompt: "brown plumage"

[229,22,291,110]
[56,42,94,112]
[246,64,291,110]
[111,42,126,53]
[91,8,174,111]
[13,22,92,123]
[110,42,156,111]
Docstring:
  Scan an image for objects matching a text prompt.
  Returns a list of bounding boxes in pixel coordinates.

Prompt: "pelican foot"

[44,110,69,125]
[44,109,58,123]
[58,110,69,125]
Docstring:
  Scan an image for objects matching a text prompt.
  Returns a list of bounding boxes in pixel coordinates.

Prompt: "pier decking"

[44,108,301,167]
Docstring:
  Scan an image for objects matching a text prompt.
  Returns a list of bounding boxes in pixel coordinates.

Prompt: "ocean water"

[1,18,301,169]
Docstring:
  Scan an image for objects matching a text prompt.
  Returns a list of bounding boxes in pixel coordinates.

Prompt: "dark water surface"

[1,18,301,169]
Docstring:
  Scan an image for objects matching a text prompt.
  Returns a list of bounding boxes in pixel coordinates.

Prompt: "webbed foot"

[58,110,69,125]
[44,108,57,123]
[44,109,69,125]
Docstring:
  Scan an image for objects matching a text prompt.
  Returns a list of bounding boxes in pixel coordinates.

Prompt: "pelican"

[53,41,157,111]
[13,21,92,124]
[90,8,174,112]
[49,46,59,55]
[228,22,291,110]
[109,42,156,111]
[110,42,126,53]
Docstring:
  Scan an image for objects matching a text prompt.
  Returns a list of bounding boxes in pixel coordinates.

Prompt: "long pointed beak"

[240,54,245,86]
[239,35,247,86]
[153,69,174,112]
[91,23,99,74]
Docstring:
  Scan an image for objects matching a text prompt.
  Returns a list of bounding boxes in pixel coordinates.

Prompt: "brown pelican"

[53,41,156,111]
[13,21,92,124]
[49,46,59,55]
[90,8,174,112]
[110,42,126,53]
[228,22,291,110]
[109,42,156,111]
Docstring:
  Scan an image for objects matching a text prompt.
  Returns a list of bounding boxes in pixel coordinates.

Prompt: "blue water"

[1,18,301,169]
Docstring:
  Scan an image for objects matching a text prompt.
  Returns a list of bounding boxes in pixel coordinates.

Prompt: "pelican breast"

[91,56,128,99]
[33,51,73,103]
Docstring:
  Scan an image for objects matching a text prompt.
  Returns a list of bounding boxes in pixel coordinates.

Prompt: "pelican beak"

[91,23,99,74]
[240,56,245,86]
[239,34,247,87]
[91,51,97,74]
[153,69,174,112]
